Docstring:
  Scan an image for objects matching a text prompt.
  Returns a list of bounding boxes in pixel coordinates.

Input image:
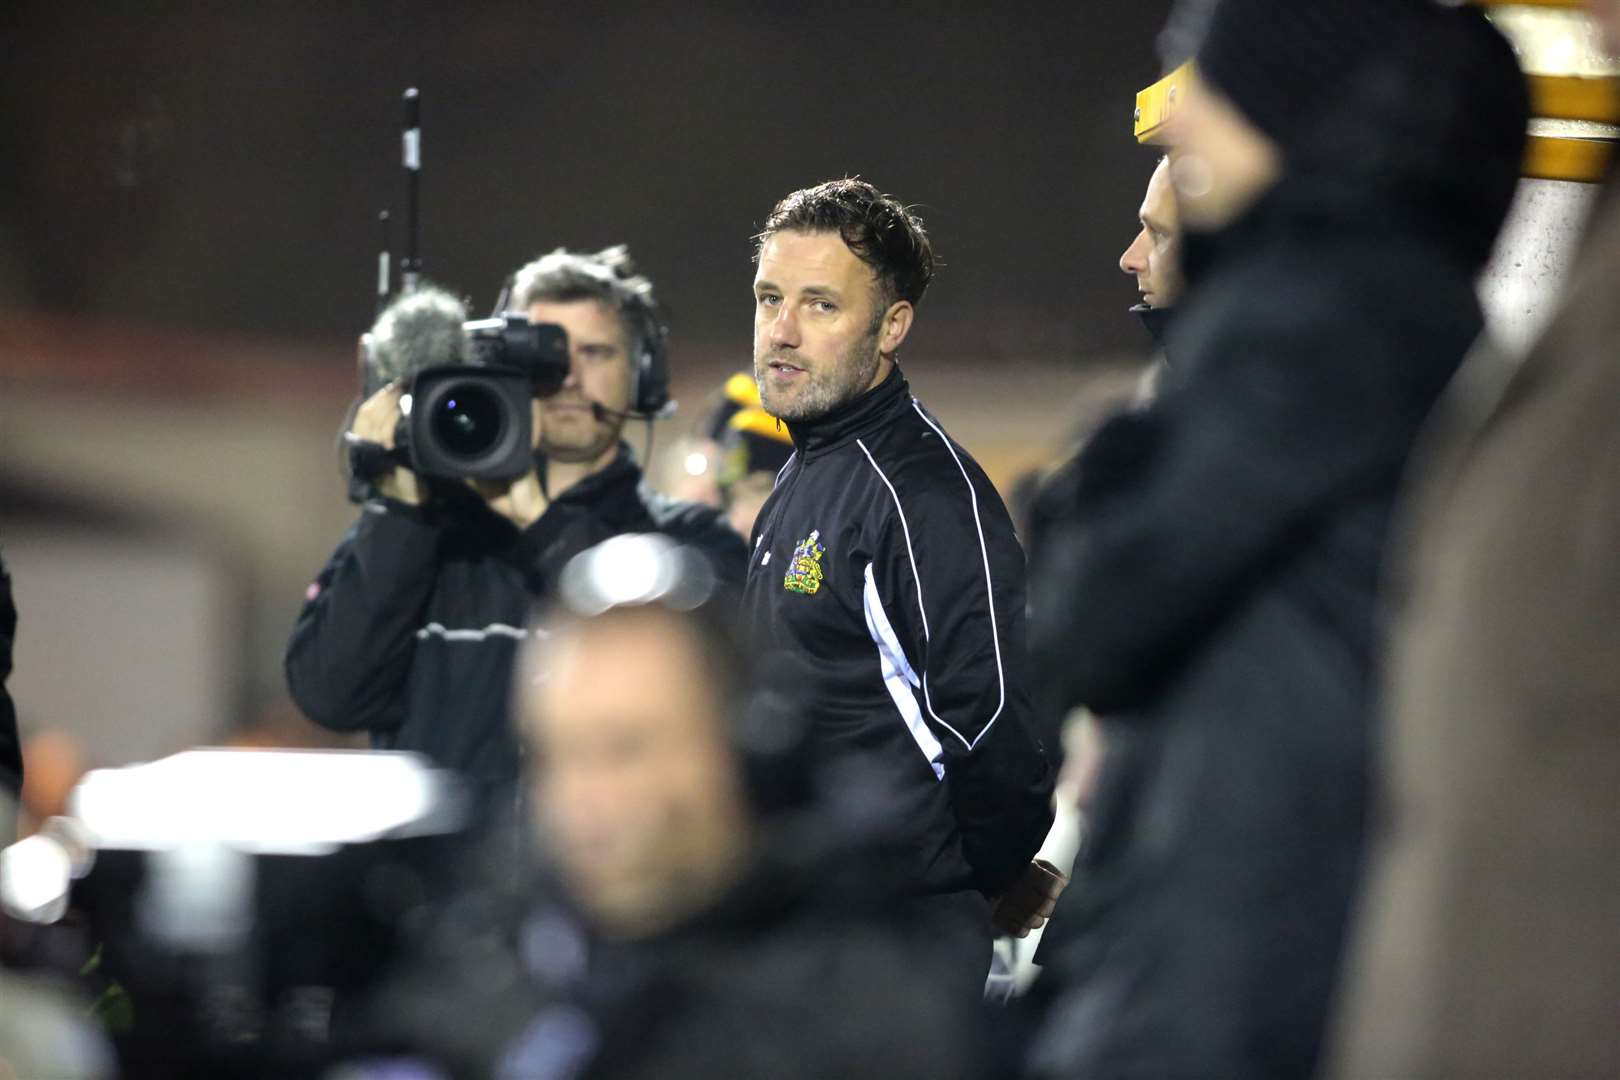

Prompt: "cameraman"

[285,247,746,812]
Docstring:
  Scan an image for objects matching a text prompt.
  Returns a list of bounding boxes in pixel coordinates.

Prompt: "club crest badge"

[783,529,826,595]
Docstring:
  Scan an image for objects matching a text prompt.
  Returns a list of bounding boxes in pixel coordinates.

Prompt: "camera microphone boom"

[401,88,421,295]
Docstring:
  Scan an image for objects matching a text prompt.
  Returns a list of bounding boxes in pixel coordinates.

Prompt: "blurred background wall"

[0,2,1170,766]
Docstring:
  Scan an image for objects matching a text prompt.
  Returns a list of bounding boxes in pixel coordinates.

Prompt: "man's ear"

[879,300,914,356]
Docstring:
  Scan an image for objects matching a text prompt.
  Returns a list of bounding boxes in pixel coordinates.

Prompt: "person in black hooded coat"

[1023,3,1528,1076]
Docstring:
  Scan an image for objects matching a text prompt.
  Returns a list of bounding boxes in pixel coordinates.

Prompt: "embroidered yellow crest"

[783,529,826,595]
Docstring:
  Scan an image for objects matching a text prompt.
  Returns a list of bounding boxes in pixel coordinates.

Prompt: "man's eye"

[756,294,780,307]
[810,300,836,313]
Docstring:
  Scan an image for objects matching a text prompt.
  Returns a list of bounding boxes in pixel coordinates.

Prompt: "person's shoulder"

[856,400,1019,553]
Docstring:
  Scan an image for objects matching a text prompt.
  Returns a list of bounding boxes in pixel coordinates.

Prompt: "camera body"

[397,316,570,481]
[349,314,571,488]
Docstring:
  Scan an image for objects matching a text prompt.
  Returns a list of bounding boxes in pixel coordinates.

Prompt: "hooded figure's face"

[1162,4,1527,273]
[1164,70,1281,232]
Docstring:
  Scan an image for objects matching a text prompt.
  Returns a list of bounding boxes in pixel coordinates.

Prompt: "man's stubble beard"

[756,323,882,424]
[539,410,622,465]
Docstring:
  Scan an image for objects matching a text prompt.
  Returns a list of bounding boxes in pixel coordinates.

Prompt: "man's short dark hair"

[755,179,936,312]
[508,244,664,361]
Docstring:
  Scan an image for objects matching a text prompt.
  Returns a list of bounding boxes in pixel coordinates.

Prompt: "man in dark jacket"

[1025,4,1528,1076]
[286,248,745,811]
[740,179,1055,997]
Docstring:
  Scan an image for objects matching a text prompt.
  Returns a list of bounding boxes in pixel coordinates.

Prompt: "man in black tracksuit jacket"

[741,181,1054,995]
[287,251,745,811]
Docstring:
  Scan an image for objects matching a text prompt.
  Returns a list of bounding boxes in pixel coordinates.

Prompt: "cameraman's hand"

[465,399,549,528]
[467,470,548,529]
[351,381,424,506]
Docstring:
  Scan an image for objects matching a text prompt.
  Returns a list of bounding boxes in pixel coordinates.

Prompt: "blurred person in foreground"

[742,179,1056,1000]
[286,252,744,814]
[1024,2,1527,1075]
[361,535,993,1078]
[1329,2,1620,1075]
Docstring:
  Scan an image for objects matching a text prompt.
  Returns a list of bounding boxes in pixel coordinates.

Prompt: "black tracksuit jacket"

[286,447,746,806]
[741,370,1053,898]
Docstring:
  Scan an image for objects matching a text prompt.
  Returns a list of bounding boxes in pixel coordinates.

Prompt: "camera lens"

[429,383,506,459]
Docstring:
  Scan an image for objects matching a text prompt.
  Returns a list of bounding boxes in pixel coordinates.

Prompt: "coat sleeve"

[1029,280,1466,716]
[284,500,444,733]
[872,452,1055,895]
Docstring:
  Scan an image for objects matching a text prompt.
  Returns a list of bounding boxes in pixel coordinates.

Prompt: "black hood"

[1182,7,1527,286]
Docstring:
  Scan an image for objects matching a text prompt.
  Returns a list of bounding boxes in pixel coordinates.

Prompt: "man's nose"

[768,306,800,349]
[1120,229,1150,276]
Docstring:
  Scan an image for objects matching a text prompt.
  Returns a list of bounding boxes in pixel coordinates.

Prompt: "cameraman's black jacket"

[741,370,1053,897]
[286,447,746,803]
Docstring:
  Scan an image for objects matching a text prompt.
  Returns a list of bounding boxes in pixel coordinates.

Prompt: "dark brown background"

[0,1,1173,364]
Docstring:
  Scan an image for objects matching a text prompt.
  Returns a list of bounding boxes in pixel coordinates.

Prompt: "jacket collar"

[783,367,909,457]
[546,443,642,510]
[438,443,645,542]
[1130,303,1175,359]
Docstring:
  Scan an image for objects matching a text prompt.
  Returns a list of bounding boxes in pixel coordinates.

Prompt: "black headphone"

[626,299,674,420]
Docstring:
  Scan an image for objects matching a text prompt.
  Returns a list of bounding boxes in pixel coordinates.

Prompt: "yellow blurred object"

[1528,73,1620,121]
[1471,0,1585,8]
[729,406,793,445]
[1523,133,1615,180]
[1491,3,1619,181]
[723,372,762,409]
[1130,10,1618,183]
[1134,61,1193,145]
